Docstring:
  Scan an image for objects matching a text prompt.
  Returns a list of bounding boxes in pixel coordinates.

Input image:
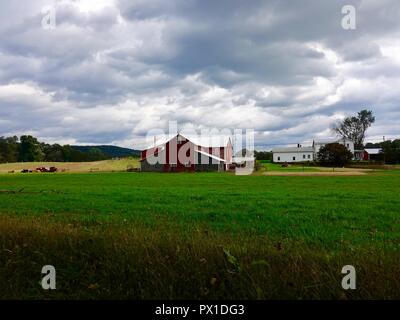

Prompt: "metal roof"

[313,138,353,144]
[364,148,382,154]
[144,133,231,150]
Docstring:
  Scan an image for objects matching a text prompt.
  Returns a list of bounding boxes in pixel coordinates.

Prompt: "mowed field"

[0,165,399,299]
[0,158,139,173]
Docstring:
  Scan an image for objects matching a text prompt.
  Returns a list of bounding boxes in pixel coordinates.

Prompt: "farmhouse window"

[278,156,280,161]
[303,155,306,159]
[293,156,296,161]
[308,155,311,159]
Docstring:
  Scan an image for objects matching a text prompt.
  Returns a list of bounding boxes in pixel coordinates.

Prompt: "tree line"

[0,135,109,163]
[333,109,399,164]
[365,139,400,164]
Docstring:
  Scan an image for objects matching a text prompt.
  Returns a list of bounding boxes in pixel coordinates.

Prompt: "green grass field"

[0,169,399,299]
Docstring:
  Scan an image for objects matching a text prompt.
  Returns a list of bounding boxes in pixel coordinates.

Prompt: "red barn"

[139,134,233,172]
[363,148,383,161]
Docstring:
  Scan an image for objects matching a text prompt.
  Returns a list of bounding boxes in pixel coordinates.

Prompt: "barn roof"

[364,148,382,154]
[313,138,353,145]
[143,133,231,150]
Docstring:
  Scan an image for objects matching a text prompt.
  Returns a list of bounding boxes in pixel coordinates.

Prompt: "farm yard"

[0,163,399,299]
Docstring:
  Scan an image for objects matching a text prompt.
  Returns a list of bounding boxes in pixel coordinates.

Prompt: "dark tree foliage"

[254,151,273,161]
[0,136,19,163]
[72,145,139,158]
[317,143,353,167]
[365,139,400,164]
[334,109,375,149]
[19,135,44,162]
[42,143,65,162]
[0,135,114,163]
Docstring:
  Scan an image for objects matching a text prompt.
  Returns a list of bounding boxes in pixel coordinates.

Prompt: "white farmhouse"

[272,146,315,163]
[272,138,356,163]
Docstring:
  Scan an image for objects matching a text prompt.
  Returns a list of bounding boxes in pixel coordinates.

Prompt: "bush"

[317,143,353,167]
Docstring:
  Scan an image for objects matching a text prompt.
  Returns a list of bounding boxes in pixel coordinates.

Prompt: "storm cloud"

[0,0,399,149]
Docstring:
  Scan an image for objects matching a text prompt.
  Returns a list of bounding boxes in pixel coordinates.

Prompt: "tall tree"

[18,135,44,162]
[334,109,375,149]
[42,143,65,162]
[0,136,19,163]
[317,143,353,167]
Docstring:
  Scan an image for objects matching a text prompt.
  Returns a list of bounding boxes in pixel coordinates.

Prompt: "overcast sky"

[0,0,399,149]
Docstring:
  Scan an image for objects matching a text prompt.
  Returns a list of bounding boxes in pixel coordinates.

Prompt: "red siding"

[164,136,195,172]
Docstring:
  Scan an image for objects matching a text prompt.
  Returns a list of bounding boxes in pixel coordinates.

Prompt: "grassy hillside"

[0,171,399,299]
[0,158,139,173]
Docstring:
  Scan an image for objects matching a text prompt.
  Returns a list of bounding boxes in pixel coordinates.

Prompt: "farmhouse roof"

[271,146,314,153]
[313,138,353,145]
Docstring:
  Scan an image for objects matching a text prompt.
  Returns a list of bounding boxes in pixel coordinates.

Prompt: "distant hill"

[71,145,140,158]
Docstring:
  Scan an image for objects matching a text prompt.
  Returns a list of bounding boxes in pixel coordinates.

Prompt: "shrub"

[317,143,353,167]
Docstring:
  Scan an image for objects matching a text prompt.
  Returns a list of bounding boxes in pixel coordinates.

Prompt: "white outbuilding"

[272,146,315,163]
[272,138,356,163]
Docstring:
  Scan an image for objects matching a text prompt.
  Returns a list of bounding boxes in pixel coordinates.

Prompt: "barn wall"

[195,163,224,172]
[166,137,196,167]
[140,159,165,172]
[195,152,224,171]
